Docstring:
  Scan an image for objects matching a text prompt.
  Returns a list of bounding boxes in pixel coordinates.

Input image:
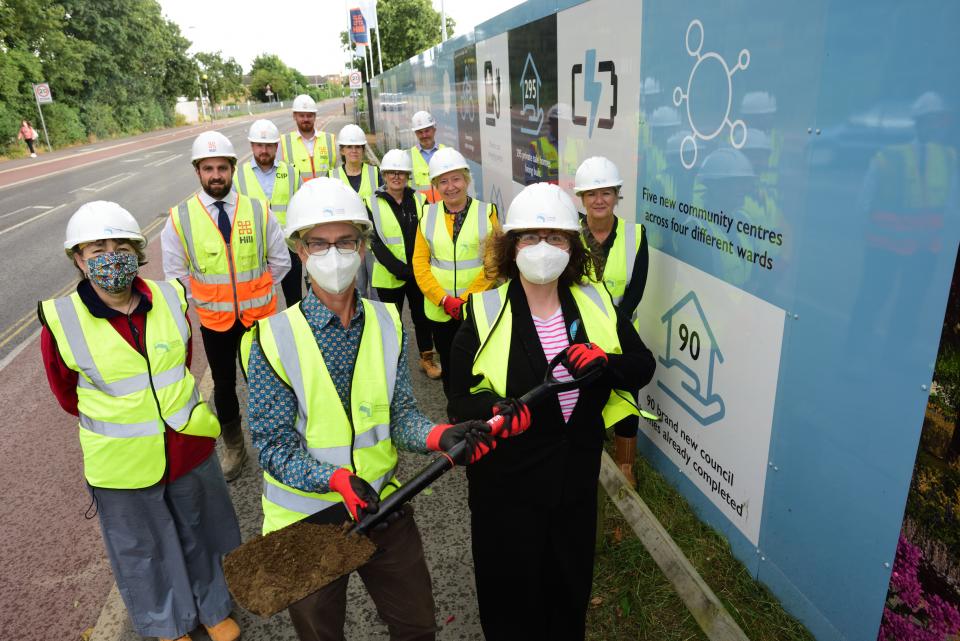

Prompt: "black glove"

[329,469,380,520]
[561,342,608,378]
[427,420,496,464]
[490,398,531,438]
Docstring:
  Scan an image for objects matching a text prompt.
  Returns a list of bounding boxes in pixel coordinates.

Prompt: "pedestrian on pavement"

[161,131,290,481]
[328,123,382,202]
[39,201,242,641]
[575,156,649,485]
[280,94,337,180]
[241,177,494,641]
[366,149,441,379]
[17,119,37,157]
[447,183,656,641]
[234,119,305,306]
[409,111,445,203]
[412,147,498,396]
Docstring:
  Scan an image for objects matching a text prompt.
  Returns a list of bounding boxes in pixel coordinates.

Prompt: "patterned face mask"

[85,251,139,294]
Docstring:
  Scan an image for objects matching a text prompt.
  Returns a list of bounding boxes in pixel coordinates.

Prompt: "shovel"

[224,350,603,617]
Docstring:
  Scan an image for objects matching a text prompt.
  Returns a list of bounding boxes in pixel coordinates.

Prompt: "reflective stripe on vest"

[39,279,220,488]
[283,131,336,178]
[419,199,492,322]
[330,164,379,203]
[367,191,426,290]
[410,144,446,189]
[468,281,637,428]
[249,298,402,534]
[599,218,642,306]
[171,194,275,330]
[234,161,298,223]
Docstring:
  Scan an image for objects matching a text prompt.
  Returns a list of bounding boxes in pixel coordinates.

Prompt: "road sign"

[33,83,53,104]
[349,71,363,89]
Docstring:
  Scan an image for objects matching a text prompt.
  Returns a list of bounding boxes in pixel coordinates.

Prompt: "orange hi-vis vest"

[169,194,276,330]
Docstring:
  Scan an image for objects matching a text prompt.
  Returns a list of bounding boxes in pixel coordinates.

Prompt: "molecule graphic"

[673,19,750,170]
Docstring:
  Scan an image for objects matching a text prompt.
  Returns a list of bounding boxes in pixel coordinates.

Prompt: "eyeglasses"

[383,171,409,179]
[515,232,571,249]
[303,238,361,255]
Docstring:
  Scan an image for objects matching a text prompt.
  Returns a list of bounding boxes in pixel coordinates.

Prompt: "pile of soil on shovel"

[224,521,377,617]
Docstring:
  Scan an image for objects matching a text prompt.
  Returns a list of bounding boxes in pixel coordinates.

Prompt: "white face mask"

[305,250,362,294]
[516,242,570,285]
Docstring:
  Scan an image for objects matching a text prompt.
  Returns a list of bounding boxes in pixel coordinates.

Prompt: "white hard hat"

[649,106,681,128]
[337,124,367,147]
[292,94,318,113]
[574,156,623,194]
[411,110,436,131]
[428,147,469,181]
[740,91,777,115]
[698,148,755,179]
[191,131,237,162]
[741,128,772,151]
[380,149,413,173]
[912,91,948,118]
[503,183,580,232]
[285,177,372,240]
[247,119,281,143]
[64,201,146,256]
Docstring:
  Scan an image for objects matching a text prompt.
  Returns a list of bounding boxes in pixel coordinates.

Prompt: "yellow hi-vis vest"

[234,160,301,228]
[410,144,447,190]
[281,130,337,179]
[169,194,276,331]
[419,199,494,322]
[38,279,220,489]
[329,163,379,203]
[467,281,638,429]
[585,217,644,328]
[365,190,426,289]
[240,298,403,534]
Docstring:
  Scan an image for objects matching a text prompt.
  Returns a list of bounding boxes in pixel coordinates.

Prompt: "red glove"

[329,468,380,521]
[427,420,496,464]
[489,398,531,438]
[561,342,608,378]
[441,295,466,320]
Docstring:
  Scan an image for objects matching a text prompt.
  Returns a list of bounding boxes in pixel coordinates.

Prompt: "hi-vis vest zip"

[234,160,300,228]
[584,217,644,328]
[329,163,379,203]
[239,298,403,534]
[410,144,446,203]
[281,131,336,179]
[39,279,220,489]
[468,281,638,428]
[170,194,276,331]
[419,199,494,322]
[365,190,426,289]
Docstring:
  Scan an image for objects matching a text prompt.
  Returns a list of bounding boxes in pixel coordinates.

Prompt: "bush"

[43,103,86,146]
[81,102,120,140]
[907,457,960,557]
[0,102,21,150]
[138,102,165,131]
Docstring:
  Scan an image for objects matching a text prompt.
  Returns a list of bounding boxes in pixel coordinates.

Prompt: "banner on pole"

[358,0,378,29]
[349,8,369,46]
[33,83,53,104]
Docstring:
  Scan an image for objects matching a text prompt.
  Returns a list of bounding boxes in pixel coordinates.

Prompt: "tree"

[248,53,314,102]
[195,51,246,105]
[340,0,455,80]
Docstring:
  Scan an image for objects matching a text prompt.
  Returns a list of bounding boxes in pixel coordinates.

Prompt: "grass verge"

[587,449,815,641]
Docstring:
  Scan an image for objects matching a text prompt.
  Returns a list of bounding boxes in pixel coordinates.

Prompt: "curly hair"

[483,229,600,287]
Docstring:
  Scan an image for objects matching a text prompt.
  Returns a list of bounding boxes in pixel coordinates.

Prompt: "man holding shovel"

[241,177,493,641]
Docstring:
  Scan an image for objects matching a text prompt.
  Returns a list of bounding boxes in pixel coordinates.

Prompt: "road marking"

[0,202,67,237]
[145,153,182,167]
[68,172,137,194]
[0,204,52,220]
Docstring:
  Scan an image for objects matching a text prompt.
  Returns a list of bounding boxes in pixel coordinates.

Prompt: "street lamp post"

[202,74,213,120]
[196,70,207,122]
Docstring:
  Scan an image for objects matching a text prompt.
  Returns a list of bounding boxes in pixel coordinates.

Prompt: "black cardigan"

[447,278,656,508]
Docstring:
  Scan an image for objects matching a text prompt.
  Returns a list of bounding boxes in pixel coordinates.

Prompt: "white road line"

[68,172,137,194]
[0,204,52,220]
[145,153,182,167]
[0,202,67,237]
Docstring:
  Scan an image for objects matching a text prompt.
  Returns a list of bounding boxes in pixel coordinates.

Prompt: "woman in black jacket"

[447,183,656,641]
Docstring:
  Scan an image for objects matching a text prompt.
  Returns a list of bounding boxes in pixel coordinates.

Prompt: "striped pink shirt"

[532,308,578,422]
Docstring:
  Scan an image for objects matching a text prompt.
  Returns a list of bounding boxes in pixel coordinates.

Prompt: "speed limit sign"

[349,71,363,90]
[33,83,53,104]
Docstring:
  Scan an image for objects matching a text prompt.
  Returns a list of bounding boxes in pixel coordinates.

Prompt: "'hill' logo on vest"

[236,219,254,244]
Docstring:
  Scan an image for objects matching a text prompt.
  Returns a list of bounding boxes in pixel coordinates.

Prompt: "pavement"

[0,98,486,641]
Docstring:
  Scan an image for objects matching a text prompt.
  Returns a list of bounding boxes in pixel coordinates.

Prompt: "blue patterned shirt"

[247,289,434,494]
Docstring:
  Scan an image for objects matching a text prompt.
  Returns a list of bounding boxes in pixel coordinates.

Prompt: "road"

[0,98,464,641]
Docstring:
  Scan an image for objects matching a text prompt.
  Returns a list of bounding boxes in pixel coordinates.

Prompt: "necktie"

[214,201,231,243]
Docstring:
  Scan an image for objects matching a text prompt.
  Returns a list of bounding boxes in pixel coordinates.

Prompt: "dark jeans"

[199,320,247,427]
[613,415,639,438]
[428,318,461,397]
[376,281,433,353]
[287,505,437,641]
[25,138,35,153]
[281,249,303,307]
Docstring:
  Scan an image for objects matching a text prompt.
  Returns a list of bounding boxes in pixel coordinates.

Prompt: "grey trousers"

[92,453,241,638]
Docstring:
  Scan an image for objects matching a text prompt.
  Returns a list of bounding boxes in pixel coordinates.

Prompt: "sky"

[158,0,525,77]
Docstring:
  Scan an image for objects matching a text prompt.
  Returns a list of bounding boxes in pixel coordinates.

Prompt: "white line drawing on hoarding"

[673,19,750,169]
[519,53,544,135]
